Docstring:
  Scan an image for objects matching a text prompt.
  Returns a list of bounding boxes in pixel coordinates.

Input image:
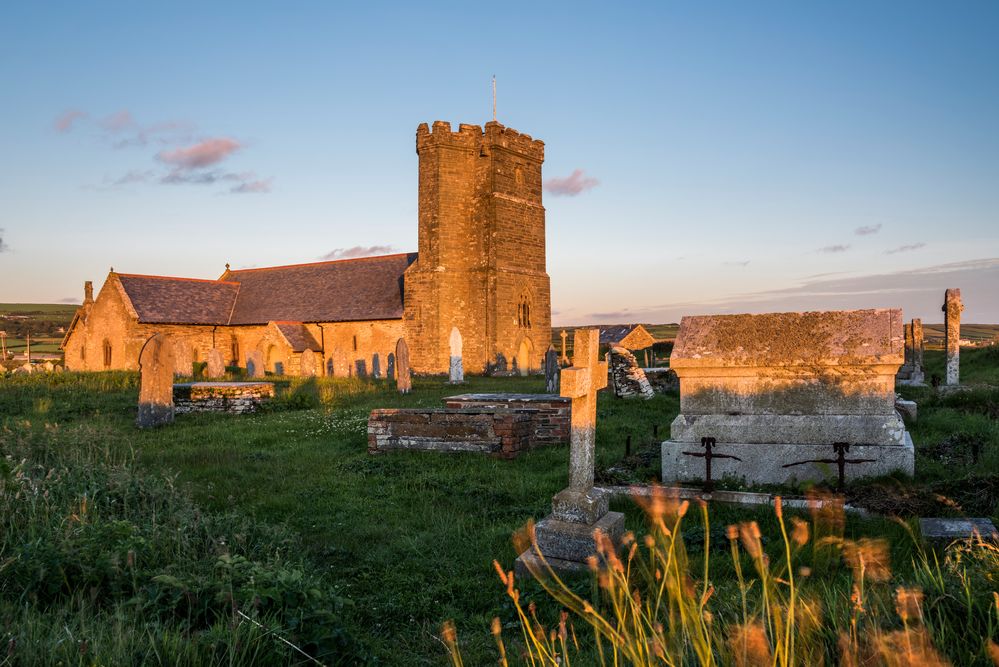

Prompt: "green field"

[0,303,78,359]
[1,352,998,664]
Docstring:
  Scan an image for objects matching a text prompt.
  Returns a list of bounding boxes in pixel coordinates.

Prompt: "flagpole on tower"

[492,75,497,121]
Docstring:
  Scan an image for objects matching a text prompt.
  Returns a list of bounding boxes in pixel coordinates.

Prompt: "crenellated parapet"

[416,120,544,160]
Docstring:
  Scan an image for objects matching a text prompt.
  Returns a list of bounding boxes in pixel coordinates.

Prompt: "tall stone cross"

[560,328,608,493]
[559,329,569,365]
[943,288,963,386]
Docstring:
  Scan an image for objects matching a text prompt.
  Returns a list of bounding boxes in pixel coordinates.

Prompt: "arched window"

[102,340,112,368]
[517,295,532,329]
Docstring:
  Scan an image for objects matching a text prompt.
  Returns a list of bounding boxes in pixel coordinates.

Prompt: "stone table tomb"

[662,309,914,486]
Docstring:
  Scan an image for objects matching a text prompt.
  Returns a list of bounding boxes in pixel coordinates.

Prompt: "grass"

[2,349,998,664]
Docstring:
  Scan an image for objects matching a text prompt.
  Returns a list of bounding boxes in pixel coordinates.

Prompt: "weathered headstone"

[396,338,412,394]
[355,359,367,377]
[300,349,317,377]
[137,334,176,428]
[517,328,623,574]
[544,346,560,393]
[608,346,655,399]
[372,353,382,379]
[493,352,508,375]
[246,350,265,378]
[449,326,463,384]
[206,348,225,379]
[662,310,914,485]
[387,353,395,381]
[943,289,963,386]
[912,318,925,380]
[332,348,349,378]
[326,357,334,377]
[173,341,194,377]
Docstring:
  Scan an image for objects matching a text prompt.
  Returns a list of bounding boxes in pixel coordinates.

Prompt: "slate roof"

[116,274,240,325]
[111,253,418,326]
[224,253,416,325]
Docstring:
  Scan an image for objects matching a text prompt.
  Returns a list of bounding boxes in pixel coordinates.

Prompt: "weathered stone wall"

[367,408,534,458]
[404,121,551,374]
[608,346,655,399]
[442,393,570,446]
[173,382,275,414]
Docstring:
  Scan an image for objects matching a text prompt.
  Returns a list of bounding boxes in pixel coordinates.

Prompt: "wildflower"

[726,524,739,540]
[739,522,764,559]
[442,619,458,643]
[728,622,772,667]
[791,517,810,546]
[895,587,924,624]
[843,538,891,582]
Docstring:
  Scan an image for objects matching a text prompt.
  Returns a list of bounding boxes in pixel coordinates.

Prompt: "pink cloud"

[544,169,600,196]
[230,177,272,194]
[100,110,136,132]
[320,245,396,261]
[157,138,241,169]
[53,109,87,133]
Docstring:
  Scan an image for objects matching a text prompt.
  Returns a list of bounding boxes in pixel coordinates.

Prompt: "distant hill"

[0,303,79,357]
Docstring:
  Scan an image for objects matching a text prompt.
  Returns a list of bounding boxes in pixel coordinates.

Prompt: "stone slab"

[532,511,625,563]
[662,433,915,485]
[920,517,997,541]
[670,413,906,447]
[514,549,592,578]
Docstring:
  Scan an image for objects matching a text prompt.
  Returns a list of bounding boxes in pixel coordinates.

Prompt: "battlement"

[417,120,544,160]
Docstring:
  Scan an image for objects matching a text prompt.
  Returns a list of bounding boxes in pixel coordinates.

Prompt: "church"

[61,120,552,376]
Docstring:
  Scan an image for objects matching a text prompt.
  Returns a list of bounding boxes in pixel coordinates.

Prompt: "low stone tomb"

[662,309,915,486]
[367,408,534,458]
[173,382,275,414]
[443,393,570,446]
[919,517,998,542]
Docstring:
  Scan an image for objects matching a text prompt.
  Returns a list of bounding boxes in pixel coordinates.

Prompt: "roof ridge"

[118,272,241,286]
[227,252,416,274]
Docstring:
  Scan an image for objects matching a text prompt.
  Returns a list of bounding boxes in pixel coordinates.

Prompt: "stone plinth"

[662,309,915,486]
[920,517,997,541]
[443,393,570,446]
[367,408,534,458]
[173,382,275,414]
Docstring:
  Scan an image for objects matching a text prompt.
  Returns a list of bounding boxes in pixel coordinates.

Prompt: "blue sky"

[2,1,997,324]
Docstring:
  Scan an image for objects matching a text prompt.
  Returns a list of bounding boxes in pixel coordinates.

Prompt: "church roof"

[110,253,418,326]
[271,322,322,352]
[224,253,418,324]
[116,274,241,325]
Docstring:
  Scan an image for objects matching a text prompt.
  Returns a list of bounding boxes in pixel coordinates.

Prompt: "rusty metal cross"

[682,436,742,493]
[782,442,875,492]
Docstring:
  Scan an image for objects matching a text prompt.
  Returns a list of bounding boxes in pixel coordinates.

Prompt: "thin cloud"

[100,110,136,132]
[230,178,272,194]
[724,260,751,267]
[320,246,396,261]
[854,224,882,236]
[817,244,851,254]
[0,228,8,253]
[158,138,241,169]
[544,169,599,197]
[58,297,80,304]
[885,242,926,255]
[53,109,87,133]
[112,169,156,186]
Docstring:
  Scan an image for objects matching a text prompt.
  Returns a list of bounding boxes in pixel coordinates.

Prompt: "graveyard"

[1,331,998,664]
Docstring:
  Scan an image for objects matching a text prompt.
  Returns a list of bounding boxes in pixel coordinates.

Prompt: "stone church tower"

[404,120,551,374]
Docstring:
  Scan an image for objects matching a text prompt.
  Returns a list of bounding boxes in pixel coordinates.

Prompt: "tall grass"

[0,419,362,665]
[447,487,999,665]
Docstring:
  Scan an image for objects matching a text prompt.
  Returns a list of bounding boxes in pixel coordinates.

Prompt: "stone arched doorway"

[517,337,534,376]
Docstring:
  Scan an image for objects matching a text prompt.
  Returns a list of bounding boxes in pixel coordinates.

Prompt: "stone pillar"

[911,318,925,384]
[448,327,463,384]
[943,289,963,386]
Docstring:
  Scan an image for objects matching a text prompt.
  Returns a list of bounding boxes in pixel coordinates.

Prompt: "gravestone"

[173,341,194,377]
[246,350,265,378]
[355,359,367,377]
[662,309,914,485]
[326,357,334,377]
[560,329,569,365]
[387,353,395,381]
[332,348,349,378]
[920,517,997,542]
[943,289,963,386]
[206,348,225,379]
[493,352,508,375]
[395,338,412,394]
[896,318,926,386]
[449,327,463,384]
[544,346,560,393]
[517,328,623,574]
[608,346,655,399]
[372,353,382,379]
[137,334,175,428]
[300,349,318,377]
